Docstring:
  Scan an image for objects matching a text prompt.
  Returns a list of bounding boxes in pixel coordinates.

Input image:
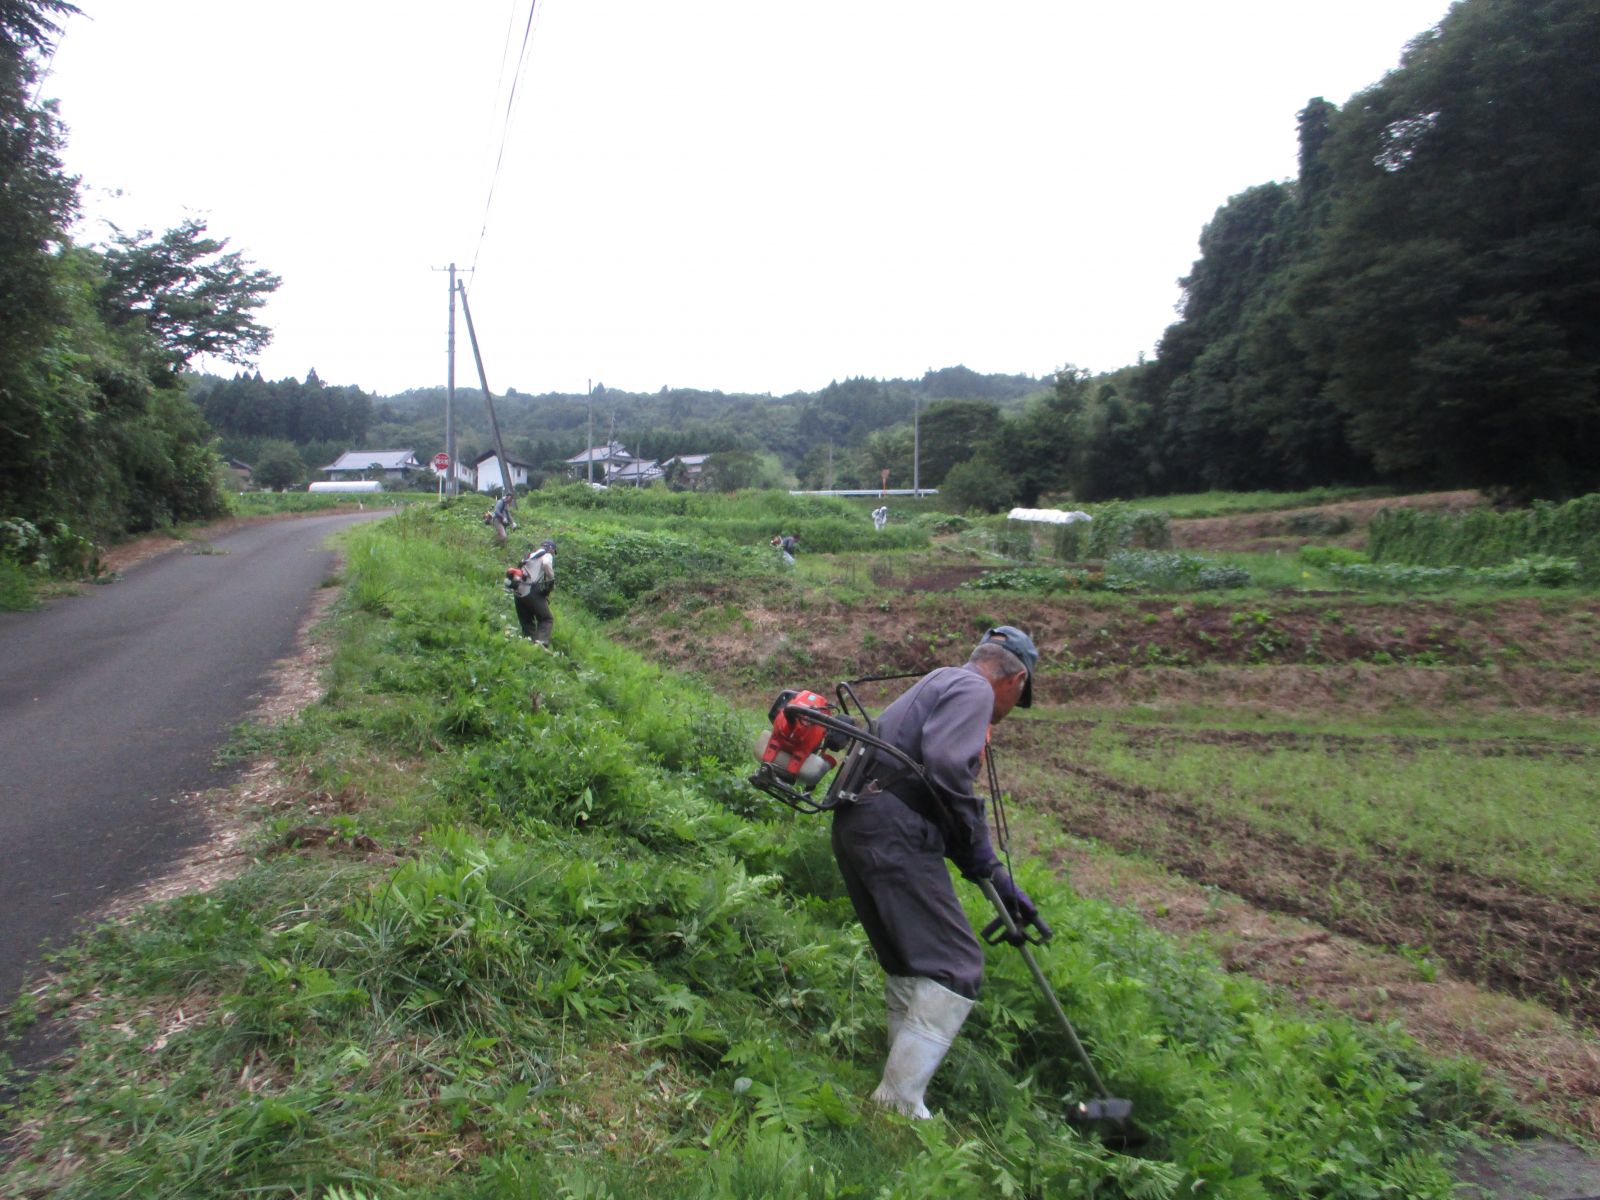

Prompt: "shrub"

[961,567,1087,593]
[1368,494,1600,567]
[1105,550,1251,592]
[941,458,1019,513]
[1086,504,1172,556]
[1326,557,1580,591]
[0,516,97,576]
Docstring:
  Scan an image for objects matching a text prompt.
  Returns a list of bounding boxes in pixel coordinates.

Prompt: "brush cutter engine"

[749,686,892,814]
[751,690,846,811]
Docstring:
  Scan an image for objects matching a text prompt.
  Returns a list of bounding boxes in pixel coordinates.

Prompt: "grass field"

[3,487,1597,1197]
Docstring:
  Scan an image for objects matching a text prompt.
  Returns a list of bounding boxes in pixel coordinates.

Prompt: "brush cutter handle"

[978,877,1052,946]
[980,912,1052,946]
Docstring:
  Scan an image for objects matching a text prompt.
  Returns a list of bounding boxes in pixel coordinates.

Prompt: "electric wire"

[467,0,544,288]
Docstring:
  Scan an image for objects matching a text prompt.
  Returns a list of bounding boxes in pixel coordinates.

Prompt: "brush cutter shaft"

[978,876,1113,1104]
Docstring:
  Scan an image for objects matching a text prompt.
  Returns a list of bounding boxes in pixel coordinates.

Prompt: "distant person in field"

[770,533,799,565]
[505,539,557,647]
[872,505,889,531]
[488,491,516,545]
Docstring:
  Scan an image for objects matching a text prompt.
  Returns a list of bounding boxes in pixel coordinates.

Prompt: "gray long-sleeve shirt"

[870,665,1000,879]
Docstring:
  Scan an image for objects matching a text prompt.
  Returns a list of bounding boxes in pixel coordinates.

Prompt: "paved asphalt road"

[0,511,389,1008]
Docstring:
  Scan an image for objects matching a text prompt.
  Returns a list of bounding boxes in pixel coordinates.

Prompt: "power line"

[468,0,543,286]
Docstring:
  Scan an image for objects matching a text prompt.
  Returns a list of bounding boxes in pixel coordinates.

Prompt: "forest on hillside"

[5,0,1599,571]
[190,365,1046,494]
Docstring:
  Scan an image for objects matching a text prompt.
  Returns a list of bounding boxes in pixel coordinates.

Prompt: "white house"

[322,450,422,482]
[472,449,537,494]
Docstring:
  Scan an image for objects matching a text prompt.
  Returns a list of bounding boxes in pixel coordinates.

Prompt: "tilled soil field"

[998,720,1600,1024]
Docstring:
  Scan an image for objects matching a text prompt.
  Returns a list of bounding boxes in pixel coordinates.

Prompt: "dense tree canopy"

[0,0,283,550]
[1098,0,1600,501]
[193,371,373,446]
[0,0,78,415]
[1300,0,1600,495]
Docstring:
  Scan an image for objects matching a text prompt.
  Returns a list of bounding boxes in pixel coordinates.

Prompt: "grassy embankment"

[0,490,1523,1199]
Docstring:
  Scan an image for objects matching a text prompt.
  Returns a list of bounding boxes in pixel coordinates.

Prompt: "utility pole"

[445,264,457,495]
[455,283,513,508]
[586,379,594,486]
[432,263,471,495]
[914,373,923,500]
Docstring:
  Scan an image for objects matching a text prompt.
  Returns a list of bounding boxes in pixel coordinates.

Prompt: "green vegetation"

[1060,720,1599,905]
[1325,557,1583,592]
[1109,489,1393,519]
[1369,495,1600,569]
[963,553,1253,596]
[1,503,1509,1198]
[0,1,280,577]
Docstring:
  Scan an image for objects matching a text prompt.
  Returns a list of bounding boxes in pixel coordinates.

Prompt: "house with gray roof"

[322,450,423,482]
[564,441,634,479]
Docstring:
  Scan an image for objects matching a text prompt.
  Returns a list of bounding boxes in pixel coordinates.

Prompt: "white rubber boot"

[884,975,917,1049]
[870,977,974,1119]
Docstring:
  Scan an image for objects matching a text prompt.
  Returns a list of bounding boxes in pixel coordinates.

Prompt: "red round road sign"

[432,452,450,470]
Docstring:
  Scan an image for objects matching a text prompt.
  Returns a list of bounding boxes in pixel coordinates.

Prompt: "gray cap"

[983,625,1039,707]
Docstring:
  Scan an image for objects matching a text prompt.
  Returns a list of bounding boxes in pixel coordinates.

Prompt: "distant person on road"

[506,539,557,647]
[488,491,516,545]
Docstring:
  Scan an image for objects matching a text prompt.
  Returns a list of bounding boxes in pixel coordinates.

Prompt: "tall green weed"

[1368,494,1600,572]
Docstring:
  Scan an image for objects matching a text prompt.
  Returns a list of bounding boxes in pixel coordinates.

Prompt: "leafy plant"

[1105,550,1251,592]
[1326,556,1580,591]
[1368,495,1600,569]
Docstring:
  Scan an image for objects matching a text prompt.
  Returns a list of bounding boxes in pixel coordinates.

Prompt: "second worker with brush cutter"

[831,626,1041,1119]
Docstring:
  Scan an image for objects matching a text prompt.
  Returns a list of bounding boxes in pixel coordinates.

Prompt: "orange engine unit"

[754,689,835,787]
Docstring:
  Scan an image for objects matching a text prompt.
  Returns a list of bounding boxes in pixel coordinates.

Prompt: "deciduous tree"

[99,218,281,368]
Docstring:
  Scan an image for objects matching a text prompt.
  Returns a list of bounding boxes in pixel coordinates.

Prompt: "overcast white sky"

[42,1,1456,399]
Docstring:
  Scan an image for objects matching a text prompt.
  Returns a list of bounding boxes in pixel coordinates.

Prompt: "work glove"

[989,870,1037,926]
